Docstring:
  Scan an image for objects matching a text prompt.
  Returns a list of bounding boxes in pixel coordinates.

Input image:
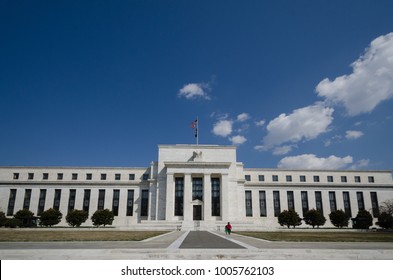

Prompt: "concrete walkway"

[1,230,393,260]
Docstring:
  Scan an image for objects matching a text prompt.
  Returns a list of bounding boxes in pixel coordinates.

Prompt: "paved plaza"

[1,230,393,260]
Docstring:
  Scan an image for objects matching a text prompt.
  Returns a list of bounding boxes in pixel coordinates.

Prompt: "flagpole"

[196,116,199,145]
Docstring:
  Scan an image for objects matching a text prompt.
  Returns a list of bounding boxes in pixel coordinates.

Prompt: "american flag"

[190,119,198,129]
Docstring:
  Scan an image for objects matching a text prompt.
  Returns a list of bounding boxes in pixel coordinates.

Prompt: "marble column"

[203,173,212,221]
[183,173,192,221]
[165,173,174,221]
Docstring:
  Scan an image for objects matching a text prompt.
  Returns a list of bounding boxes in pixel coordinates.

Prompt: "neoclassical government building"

[1,144,393,230]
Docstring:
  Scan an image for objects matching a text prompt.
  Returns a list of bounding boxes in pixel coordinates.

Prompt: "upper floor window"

[72,173,78,180]
[142,174,149,181]
[86,173,92,180]
[28,173,34,180]
[13,173,19,180]
[286,175,292,182]
[245,175,251,181]
[313,176,320,182]
[43,173,49,180]
[300,175,306,182]
[272,175,278,182]
[57,173,63,180]
[355,176,361,183]
[115,174,121,180]
[129,174,135,180]
[101,173,107,180]
[341,176,347,183]
[368,176,375,183]
[258,175,265,182]
[327,176,334,182]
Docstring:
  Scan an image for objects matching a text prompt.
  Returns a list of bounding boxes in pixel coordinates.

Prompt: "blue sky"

[1,0,393,170]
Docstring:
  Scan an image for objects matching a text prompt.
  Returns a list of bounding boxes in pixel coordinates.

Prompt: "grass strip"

[236,231,393,242]
[0,230,168,242]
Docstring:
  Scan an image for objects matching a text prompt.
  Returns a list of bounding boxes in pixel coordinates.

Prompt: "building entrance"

[193,205,202,220]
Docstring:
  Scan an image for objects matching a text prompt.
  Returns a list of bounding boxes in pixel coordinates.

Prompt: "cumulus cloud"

[316,33,393,116]
[230,135,247,145]
[259,104,334,151]
[277,154,353,170]
[212,119,233,137]
[255,119,266,127]
[272,145,295,155]
[236,113,251,122]
[350,159,370,170]
[178,83,211,100]
[345,130,364,140]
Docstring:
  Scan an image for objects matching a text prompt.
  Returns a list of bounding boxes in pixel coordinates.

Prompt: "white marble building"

[1,144,393,230]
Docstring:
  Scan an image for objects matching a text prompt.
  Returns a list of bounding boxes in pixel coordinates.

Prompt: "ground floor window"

[97,189,105,210]
[315,191,323,215]
[23,189,32,210]
[343,191,352,217]
[357,192,365,210]
[112,189,120,216]
[68,189,76,214]
[329,191,337,212]
[126,190,134,216]
[53,189,61,211]
[245,190,252,216]
[175,177,184,216]
[192,177,203,201]
[38,189,47,216]
[7,189,17,216]
[287,191,294,211]
[273,191,281,217]
[370,192,379,217]
[301,191,309,216]
[83,189,91,214]
[211,178,220,216]
[141,189,149,216]
[259,191,267,217]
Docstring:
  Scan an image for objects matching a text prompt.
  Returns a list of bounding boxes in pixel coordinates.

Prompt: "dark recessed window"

[245,175,251,181]
[129,174,135,180]
[272,175,278,182]
[341,176,347,183]
[57,173,63,180]
[368,176,375,183]
[28,173,34,180]
[115,174,121,180]
[13,173,19,180]
[327,176,334,182]
[101,174,107,180]
[313,176,320,182]
[286,175,292,182]
[258,175,265,182]
[43,173,49,180]
[72,173,78,180]
[355,176,361,183]
[300,175,306,182]
[86,173,92,180]
[142,174,149,181]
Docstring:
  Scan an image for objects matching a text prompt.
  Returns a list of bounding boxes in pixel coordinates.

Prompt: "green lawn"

[0,230,168,242]
[236,231,393,242]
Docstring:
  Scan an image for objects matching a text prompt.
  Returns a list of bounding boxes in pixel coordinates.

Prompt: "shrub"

[14,209,36,227]
[66,209,88,227]
[39,208,63,227]
[277,209,302,228]
[0,211,6,227]
[329,209,350,228]
[376,212,393,229]
[5,218,22,228]
[303,209,326,228]
[91,209,114,227]
[353,210,373,229]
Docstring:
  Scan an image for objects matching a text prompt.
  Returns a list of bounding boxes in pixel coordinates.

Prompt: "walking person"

[225,222,232,235]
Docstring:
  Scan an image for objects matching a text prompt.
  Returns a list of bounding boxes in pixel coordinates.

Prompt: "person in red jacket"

[225,222,232,235]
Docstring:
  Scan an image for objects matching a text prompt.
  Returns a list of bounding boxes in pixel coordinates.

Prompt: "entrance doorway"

[193,205,202,220]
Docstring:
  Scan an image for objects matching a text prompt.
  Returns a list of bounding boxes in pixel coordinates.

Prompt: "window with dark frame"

[343,192,352,217]
[245,190,252,217]
[97,189,105,210]
[315,191,323,215]
[141,190,149,216]
[68,189,76,214]
[192,177,203,201]
[7,189,17,216]
[329,191,337,212]
[23,189,32,210]
[259,191,267,217]
[287,191,294,210]
[112,189,120,216]
[273,191,281,217]
[301,191,309,216]
[370,192,379,217]
[53,189,61,210]
[37,189,47,216]
[211,178,220,216]
[357,192,365,210]
[175,177,184,216]
[126,190,134,216]
[83,189,91,214]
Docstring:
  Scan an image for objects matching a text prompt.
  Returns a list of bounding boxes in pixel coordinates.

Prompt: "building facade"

[1,144,393,230]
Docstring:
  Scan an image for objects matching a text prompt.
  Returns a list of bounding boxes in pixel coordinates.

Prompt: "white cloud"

[236,113,250,122]
[230,135,247,145]
[212,120,233,137]
[255,119,266,127]
[316,33,393,116]
[277,154,353,170]
[261,104,334,151]
[350,159,370,170]
[272,145,294,155]
[345,130,364,140]
[178,83,211,100]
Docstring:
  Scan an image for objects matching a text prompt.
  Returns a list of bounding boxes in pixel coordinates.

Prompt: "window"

[315,191,323,215]
[273,191,281,217]
[23,189,32,210]
[141,190,149,216]
[301,191,309,216]
[28,173,34,180]
[258,175,265,182]
[341,176,347,183]
[286,175,292,182]
[142,174,149,181]
[329,191,337,212]
[115,174,121,180]
[368,176,375,183]
[343,192,352,217]
[68,189,76,214]
[53,189,61,210]
[83,189,91,214]
[37,189,47,216]
[175,177,184,216]
[211,178,220,216]
[259,191,267,217]
[43,173,49,180]
[72,173,78,180]
[357,192,365,210]
[7,189,17,216]
[13,173,19,180]
[300,175,306,182]
[192,177,203,201]
[129,174,135,180]
[272,175,278,182]
[126,190,134,216]
[355,176,361,183]
[57,173,63,180]
[370,192,379,217]
[287,191,294,210]
[112,189,120,216]
[245,175,251,181]
[101,174,107,180]
[86,173,92,180]
[313,176,320,182]
[327,176,333,182]
[97,189,105,210]
[245,191,253,217]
